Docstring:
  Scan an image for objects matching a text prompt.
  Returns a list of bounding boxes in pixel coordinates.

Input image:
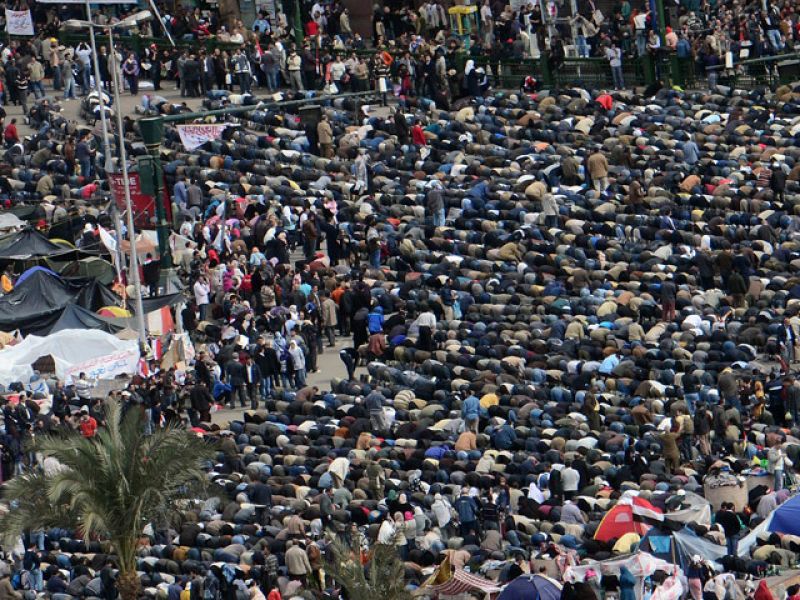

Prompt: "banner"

[176,124,227,151]
[109,172,163,228]
[62,348,141,383]
[6,9,33,36]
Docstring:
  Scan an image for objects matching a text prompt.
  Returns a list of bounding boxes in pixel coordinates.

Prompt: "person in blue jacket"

[367,305,384,334]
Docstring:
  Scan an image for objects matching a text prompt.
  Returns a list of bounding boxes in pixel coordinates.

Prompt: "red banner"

[109,173,171,229]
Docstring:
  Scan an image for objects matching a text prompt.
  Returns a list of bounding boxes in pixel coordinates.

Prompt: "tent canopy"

[428,569,503,597]
[497,575,561,600]
[16,265,59,285]
[0,328,139,386]
[53,257,116,285]
[0,228,75,260]
[594,497,663,542]
[46,304,124,336]
[768,494,800,536]
[0,269,122,335]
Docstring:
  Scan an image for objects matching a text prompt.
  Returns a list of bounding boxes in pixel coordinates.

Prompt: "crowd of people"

[2,1,800,600]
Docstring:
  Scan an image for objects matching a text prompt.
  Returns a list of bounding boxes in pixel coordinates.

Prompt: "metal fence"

[57,31,242,55]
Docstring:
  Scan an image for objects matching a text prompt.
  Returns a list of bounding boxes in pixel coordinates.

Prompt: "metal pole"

[111,203,126,275]
[85,0,113,174]
[292,0,303,47]
[109,27,148,350]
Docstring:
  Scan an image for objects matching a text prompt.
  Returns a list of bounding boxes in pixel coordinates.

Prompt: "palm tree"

[325,537,412,600]
[0,401,214,600]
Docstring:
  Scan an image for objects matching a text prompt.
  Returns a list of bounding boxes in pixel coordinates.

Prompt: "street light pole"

[108,27,148,351]
[83,0,127,274]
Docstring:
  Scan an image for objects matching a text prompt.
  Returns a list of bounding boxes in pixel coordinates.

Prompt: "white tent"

[564,552,679,600]
[0,328,139,386]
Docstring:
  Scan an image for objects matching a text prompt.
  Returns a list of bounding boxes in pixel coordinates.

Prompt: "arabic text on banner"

[63,348,140,383]
[6,9,34,36]
[176,124,228,151]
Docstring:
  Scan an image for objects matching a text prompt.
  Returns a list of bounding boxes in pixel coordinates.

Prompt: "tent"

[0,228,75,260]
[16,265,59,285]
[497,575,561,600]
[99,306,132,318]
[46,304,124,336]
[0,213,25,231]
[427,569,503,598]
[54,257,116,285]
[664,492,712,528]
[640,526,727,571]
[594,496,664,542]
[0,269,122,334]
[768,494,800,536]
[564,553,678,600]
[0,328,139,386]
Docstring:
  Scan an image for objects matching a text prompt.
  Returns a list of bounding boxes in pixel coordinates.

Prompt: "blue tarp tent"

[15,266,59,286]
[768,495,800,535]
[640,526,727,571]
[498,575,561,600]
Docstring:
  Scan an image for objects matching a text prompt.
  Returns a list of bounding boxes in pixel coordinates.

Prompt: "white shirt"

[562,466,580,492]
[194,280,210,305]
[417,311,437,329]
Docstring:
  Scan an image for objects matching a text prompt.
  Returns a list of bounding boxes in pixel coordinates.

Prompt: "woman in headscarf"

[464,59,479,97]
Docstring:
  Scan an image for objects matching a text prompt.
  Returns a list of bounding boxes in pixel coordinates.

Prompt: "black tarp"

[0,229,75,260]
[75,279,122,311]
[0,269,123,334]
[40,304,123,336]
[131,292,184,314]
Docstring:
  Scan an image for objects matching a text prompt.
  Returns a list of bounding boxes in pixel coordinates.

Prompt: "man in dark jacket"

[255,338,281,398]
[224,356,247,409]
[426,182,445,227]
[189,380,213,424]
[771,161,787,205]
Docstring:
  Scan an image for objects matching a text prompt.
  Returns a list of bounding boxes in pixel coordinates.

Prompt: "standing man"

[28,57,45,99]
[193,275,211,321]
[224,355,247,409]
[586,146,609,192]
[245,355,262,410]
[780,316,797,365]
[321,291,338,347]
[317,114,334,158]
[75,42,93,95]
[605,42,623,89]
[287,49,303,91]
[661,275,677,322]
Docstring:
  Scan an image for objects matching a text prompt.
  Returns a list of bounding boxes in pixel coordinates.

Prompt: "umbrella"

[498,575,562,600]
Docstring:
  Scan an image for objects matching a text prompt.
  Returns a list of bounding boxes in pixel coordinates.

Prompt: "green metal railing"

[57,31,243,55]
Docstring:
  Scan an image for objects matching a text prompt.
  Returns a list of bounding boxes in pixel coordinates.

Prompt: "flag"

[98,225,117,254]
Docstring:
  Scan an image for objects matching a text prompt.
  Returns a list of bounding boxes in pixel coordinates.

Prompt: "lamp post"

[63,11,152,351]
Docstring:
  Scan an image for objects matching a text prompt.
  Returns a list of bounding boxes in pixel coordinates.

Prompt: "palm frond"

[325,538,412,600]
[0,400,214,572]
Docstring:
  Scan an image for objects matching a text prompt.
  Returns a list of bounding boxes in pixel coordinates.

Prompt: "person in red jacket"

[78,410,98,438]
[3,118,18,146]
[411,121,427,146]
